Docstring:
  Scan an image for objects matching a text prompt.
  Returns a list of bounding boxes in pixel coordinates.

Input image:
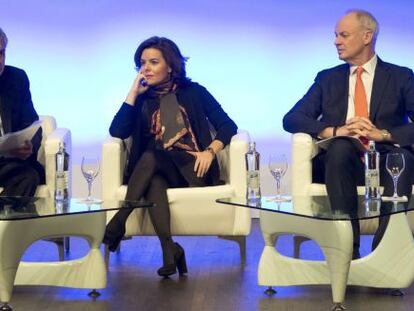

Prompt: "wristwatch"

[381,129,391,141]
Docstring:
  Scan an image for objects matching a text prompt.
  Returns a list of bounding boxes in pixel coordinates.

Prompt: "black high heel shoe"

[157,242,188,277]
[102,217,126,252]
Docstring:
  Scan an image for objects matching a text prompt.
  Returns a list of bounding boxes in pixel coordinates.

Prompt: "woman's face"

[140,48,171,86]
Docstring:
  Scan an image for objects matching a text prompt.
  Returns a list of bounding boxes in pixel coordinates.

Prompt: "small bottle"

[245,142,261,202]
[55,143,69,201]
[364,140,380,200]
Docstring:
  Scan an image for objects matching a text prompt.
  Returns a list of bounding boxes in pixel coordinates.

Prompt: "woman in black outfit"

[103,36,238,277]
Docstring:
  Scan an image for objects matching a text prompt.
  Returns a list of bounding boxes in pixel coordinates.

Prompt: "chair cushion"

[115,184,239,235]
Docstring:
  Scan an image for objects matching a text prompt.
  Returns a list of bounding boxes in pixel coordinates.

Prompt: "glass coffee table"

[217,195,414,311]
[0,196,153,311]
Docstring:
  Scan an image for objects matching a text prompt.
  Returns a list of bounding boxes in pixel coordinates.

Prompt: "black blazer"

[109,82,238,183]
[283,58,414,147]
[0,66,43,173]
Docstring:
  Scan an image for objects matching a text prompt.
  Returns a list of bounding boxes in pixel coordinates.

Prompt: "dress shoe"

[102,217,125,252]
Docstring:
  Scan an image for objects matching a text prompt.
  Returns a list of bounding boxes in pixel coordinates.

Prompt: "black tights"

[109,150,207,261]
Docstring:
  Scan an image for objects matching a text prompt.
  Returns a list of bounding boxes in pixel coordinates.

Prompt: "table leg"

[0,212,106,305]
[258,211,353,305]
[348,213,414,288]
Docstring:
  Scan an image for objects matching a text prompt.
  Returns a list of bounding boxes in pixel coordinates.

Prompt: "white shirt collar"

[350,54,378,76]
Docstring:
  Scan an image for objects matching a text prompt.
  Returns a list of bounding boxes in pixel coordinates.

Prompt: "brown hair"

[134,36,190,86]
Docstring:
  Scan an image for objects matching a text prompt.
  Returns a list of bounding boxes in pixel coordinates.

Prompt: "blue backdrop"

[1,0,413,162]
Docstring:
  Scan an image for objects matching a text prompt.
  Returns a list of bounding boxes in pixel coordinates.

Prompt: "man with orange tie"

[283,10,414,259]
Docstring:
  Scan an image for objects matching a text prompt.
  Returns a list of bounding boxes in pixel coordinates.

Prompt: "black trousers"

[313,138,414,251]
[115,149,208,254]
[0,158,41,196]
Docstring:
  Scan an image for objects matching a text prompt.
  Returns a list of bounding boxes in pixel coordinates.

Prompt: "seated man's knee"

[326,138,360,165]
[24,167,41,187]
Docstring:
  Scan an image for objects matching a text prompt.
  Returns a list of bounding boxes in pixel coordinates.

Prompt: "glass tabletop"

[217,195,414,221]
[0,197,153,221]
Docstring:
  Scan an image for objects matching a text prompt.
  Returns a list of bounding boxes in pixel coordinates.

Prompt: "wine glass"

[385,152,405,200]
[268,154,290,202]
[80,157,101,203]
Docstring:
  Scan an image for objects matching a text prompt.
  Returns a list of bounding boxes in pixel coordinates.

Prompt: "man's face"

[334,13,372,65]
[0,40,5,76]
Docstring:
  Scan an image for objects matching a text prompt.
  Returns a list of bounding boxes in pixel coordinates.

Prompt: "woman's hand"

[187,150,215,178]
[125,72,149,106]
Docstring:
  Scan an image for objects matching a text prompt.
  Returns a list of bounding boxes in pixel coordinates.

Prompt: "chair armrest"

[44,128,72,197]
[102,136,125,200]
[229,130,250,197]
[291,133,320,195]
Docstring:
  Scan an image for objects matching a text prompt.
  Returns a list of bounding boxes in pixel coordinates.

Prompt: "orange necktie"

[354,66,369,147]
[354,66,368,118]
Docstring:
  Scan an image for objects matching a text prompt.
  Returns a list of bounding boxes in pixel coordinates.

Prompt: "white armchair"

[0,115,72,259]
[291,133,414,257]
[102,131,251,264]
[0,115,71,197]
[35,115,72,199]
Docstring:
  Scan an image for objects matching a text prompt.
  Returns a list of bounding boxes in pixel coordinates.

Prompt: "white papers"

[316,136,366,152]
[0,121,42,155]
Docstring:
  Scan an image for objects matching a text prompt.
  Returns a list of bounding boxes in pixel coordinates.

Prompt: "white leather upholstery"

[102,131,251,263]
[291,133,414,257]
[0,115,72,198]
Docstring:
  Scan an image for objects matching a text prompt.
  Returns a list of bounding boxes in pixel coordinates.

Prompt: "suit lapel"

[370,58,389,121]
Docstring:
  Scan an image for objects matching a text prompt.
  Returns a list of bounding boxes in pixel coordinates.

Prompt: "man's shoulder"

[317,63,349,79]
[3,65,27,81]
[378,59,413,75]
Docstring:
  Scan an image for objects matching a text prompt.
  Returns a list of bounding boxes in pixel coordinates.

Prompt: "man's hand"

[9,140,33,160]
[340,116,374,137]
[319,116,390,142]
[187,150,214,178]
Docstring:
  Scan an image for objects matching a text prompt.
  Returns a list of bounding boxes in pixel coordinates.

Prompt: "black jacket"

[110,81,238,184]
[283,58,414,147]
[0,66,44,178]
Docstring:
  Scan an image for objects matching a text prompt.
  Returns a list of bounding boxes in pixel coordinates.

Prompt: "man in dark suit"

[283,10,414,258]
[0,27,44,196]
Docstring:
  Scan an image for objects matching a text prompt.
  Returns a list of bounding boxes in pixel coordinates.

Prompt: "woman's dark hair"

[134,36,190,86]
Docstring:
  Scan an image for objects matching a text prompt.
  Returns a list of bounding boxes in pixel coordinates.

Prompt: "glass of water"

[80,157,101,203]
[268,154,290,202]
[385,152,405,200]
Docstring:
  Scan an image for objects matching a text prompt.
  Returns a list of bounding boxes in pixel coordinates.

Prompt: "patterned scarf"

[150,92,199,152]
[146,78,175,98]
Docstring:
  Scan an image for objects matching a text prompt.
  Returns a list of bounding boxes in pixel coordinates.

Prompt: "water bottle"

[245,142,261,202]
[364,198,380,217]
[55,143,69,201]
[364,140,380,199]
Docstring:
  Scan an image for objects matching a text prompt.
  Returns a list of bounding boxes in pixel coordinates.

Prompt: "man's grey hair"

[346,9,379,47]
[0,27,8,48]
